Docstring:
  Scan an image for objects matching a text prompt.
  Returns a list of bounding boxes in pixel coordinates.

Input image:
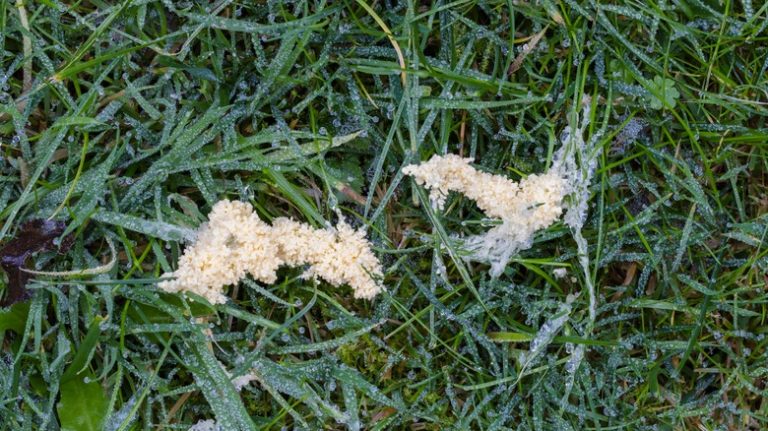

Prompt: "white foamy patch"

[188,419,220,431]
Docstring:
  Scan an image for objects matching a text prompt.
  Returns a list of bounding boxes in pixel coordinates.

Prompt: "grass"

[1,0,767,430]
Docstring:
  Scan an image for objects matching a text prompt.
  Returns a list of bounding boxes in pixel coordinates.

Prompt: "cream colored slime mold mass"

[159,200,383,304]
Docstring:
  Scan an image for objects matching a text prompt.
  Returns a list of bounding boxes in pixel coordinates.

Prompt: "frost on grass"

[188,419,220,431]
[557,96,603,325]
[159,200,383,304]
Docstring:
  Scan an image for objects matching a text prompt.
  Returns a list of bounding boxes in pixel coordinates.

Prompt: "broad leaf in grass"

[57,372,109,431]
[0,302,30,334]
[645,76,680,110]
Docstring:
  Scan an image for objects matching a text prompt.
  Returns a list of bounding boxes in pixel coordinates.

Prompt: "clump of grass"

[1,1,767,430]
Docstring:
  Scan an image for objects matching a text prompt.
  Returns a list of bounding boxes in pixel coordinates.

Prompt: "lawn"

[1,1,767,430]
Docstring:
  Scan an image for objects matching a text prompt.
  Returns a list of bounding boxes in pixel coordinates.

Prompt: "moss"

[337,334,390,380]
